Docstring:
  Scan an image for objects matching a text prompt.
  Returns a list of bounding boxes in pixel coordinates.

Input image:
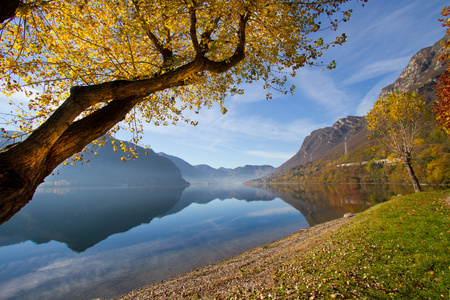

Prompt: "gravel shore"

[115,216,353,299]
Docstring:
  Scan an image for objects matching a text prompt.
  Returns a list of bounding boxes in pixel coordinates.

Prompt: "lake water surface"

[0,183,421,299]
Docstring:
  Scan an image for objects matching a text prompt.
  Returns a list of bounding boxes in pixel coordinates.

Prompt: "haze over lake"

[0,183,421,299]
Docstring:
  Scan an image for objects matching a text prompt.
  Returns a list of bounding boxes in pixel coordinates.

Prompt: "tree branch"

[204,12,249,73]
[200,16,221,51]
[1,8,251,182]
[189,2,202,56]
[69,58,205,106]
[5,59,201,173]
[131,0,172,62]
[0,0,19,24]
[45,95,142,173]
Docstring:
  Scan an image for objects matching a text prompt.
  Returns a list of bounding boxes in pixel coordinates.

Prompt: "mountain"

[268,36,448,178]
[272,116,367,175]
[43,137,188,187]
[159,152,274,183]
[157,152,206,180]
[379,36,448,101]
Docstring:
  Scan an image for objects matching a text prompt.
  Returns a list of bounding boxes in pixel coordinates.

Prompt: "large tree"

[0,0,364,221]
[435,5,450,134]
[366,91,429,193]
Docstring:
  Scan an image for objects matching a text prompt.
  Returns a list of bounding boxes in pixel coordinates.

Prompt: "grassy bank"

[248,190,450,299]
[117,190,449,299]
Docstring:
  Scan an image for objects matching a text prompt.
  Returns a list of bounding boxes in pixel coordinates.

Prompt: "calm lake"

[0,183,424,299]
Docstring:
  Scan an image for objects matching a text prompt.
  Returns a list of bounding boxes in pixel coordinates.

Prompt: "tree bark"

[0,0,19,24]
[402,157,421,193]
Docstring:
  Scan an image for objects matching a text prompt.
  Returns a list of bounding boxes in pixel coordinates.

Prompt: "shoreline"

[112,190,450,299]
[247,181,450,187]
[115,215,354,299]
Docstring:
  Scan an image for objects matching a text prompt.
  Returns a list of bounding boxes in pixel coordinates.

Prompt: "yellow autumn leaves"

[366,91,427,136]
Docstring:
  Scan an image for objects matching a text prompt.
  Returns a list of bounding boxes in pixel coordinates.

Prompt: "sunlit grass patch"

[260,190,450,299]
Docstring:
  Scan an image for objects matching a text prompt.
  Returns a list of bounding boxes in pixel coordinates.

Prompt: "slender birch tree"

[366,91,428,193]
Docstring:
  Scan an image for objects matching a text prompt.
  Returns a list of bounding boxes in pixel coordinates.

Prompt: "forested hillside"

[265,126,449,185]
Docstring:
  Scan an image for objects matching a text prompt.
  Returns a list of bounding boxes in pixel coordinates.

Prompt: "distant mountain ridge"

[159,152,274,183]
[268,36,448,178]
[43,137,188,187]
[0,132,273,186]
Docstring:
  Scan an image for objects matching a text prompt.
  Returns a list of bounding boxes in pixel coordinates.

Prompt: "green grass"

[251,190,450,299]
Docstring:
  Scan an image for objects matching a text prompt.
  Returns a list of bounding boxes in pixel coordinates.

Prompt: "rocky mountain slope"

[159,152,274,183]
[273,116,367,175]
[269,36,448,177]
[379,37,448,101]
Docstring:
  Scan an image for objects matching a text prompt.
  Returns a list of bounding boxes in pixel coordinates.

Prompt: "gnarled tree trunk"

[0,95,140,224]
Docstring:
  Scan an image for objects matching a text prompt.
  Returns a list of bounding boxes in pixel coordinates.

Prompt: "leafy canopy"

[366,91,428,160]
[435,5,450,134]
[435,70,450,134]
[0,0,359,145]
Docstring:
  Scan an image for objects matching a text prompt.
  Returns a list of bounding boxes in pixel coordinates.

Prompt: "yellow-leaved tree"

[366,91,428,193]
[435,5,450,134]
[0,0,365,221]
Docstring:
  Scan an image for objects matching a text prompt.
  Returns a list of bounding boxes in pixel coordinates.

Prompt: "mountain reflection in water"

[0,183,421,300]
[263,183,418,226]
[0,185,278,252]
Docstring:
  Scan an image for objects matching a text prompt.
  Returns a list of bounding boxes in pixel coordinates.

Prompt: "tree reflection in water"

[257,183,420,226]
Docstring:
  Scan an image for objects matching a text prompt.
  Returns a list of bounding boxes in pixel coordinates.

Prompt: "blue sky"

[134,0,447,168]
[1,0,447,169]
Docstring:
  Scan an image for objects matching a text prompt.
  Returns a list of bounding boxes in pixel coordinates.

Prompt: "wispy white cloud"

[142,102,322,149]
[363,4,418,37]
[355,73,400,116]
[228,81,270,104]
[332,0,443,74]
[292,69,350,117]
[215,115,320,143]
[343,56,410,86]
